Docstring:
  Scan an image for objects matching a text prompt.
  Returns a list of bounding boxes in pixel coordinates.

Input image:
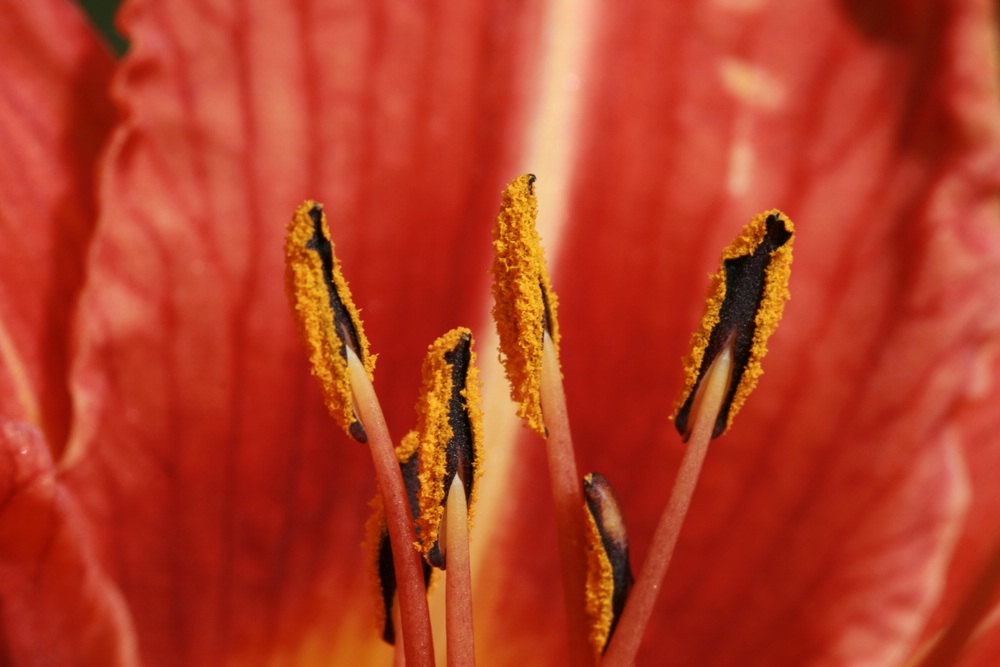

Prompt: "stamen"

[400,329,482,664]
[410,329,484,569]
[349,350,436,666]
[285,201,377,442]
[538,332,592,666]
[366,437,432,646]
[606,209,794,667]
[674,210,794,440]
[491,175,592,665]
[582,472,634,657]
[603,342,733,667]
[445,475,476,666]
[284,201,433,665]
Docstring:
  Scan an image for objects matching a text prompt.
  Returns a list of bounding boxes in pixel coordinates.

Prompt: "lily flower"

[2,0,1000,665]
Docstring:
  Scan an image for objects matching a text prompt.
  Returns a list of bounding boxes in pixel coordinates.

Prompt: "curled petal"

[0,420,138,665]
[0,0,114,454]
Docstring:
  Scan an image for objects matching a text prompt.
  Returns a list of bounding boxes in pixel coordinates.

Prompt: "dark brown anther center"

[305,205,366,364]
[305,205,369,442]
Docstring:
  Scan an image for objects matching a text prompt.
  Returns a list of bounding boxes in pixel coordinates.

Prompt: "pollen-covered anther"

[583,472,634,656]
[673,209,794,440]
[491,174,560,437]
[284,201,377,442]
[409,328,484,568]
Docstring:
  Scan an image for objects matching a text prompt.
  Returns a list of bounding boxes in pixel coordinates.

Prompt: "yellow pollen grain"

[412,328,484,560]
[396,429,421,465]
[676,209,794,433]
[491,174,560,437]
[583,497,616,657]
[284,201,376,439]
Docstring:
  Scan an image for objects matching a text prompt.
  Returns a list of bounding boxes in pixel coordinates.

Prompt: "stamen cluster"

[283,174,794,666]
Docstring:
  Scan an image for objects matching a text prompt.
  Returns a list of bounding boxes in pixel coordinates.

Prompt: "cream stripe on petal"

[520,0,596,271]
[467,0,596,655]
[0,317,39,425]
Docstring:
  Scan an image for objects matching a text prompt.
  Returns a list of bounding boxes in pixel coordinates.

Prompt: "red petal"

[481,0,1000,664]
[65,0,545,663]
[923,348,1000,665]
[0,419,138,665]
[0,0,115,454]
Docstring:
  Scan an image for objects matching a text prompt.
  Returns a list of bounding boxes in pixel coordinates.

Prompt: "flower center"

[283,174,794,666]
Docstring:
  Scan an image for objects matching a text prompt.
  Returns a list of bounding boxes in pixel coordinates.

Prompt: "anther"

[674,210,794,440]
[284,201,376,442]
[491,174,560,437]
[605,210,794,667]
[491,175,592,665]
[582,472,634,656]
[409,328,483,569]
